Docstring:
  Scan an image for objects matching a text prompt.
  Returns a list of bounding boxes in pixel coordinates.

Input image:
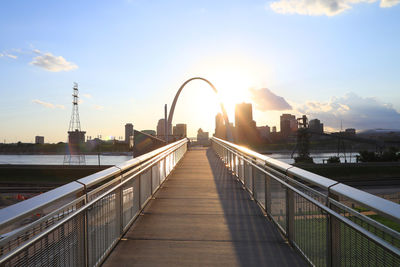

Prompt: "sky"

[0,0,399,143]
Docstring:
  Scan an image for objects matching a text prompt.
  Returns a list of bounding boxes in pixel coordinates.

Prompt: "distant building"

[35,136,44,144]
[142,130,156,136]
[234,103,259,144]
[215,113,226,139]
[309,119,324,134]
[173,123,187,138]
[272,126,277,133]
[280,114,297,136]
[125,123,134,143]
[157,118,171,141]
[68,130,86,149]
[257,126,270,139]
[345,128,356,136]
[157,119,166,140]
[197,128,209,145]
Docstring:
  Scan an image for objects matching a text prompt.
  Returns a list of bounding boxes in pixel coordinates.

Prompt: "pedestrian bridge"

[0,138,399,266]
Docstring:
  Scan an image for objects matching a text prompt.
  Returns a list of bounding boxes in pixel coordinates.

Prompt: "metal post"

[265,174,270,214]
[84,207,89,267]
[328,192,340,267]
[286,187,294,244]
[115,178,123,234]
[251,158,255,196]
[164,104,168,144]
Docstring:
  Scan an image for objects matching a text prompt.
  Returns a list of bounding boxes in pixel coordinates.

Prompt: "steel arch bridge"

[167,77,233,141]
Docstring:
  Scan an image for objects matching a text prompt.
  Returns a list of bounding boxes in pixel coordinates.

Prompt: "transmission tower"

[64,83,86,165]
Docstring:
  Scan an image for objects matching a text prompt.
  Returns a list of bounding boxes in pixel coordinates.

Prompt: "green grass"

[368,214,400,232]
[292,217,400,267]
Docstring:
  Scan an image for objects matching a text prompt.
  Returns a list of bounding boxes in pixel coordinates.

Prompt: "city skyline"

[1,1,400,143]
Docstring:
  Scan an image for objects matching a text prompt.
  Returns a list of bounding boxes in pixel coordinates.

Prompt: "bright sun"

[175,55,269,136]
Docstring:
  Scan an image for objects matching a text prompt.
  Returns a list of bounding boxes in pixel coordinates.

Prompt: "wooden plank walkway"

[103,147,306,266]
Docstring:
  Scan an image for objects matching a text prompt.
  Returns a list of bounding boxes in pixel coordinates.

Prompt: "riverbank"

[0,164,112,186]
[294,162,400,186]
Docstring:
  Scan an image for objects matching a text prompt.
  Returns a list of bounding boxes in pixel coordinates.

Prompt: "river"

[0,152,358,165]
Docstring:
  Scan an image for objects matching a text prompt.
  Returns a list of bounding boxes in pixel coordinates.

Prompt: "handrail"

[0,138,188,266]
[212,137,400,224]
[0,138,188,235]
[211,137,400,266]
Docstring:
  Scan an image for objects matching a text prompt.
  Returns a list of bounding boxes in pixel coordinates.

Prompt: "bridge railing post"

[83,202,89,267]
[286,187,295,245]
[327,192,340,267]
[265,171,271,216]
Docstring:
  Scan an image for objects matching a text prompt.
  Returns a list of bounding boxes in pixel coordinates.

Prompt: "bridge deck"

[103,148,306,266]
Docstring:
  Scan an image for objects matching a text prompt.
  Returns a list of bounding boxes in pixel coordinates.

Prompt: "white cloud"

[296,93,400,130]
[93,104,104,110]
[30,50,78,72]
[269,0,399,16]
[32,99,64,109]
[82,93,92,99]
[380,0,400,7]
[6,54,17,59]
[250,88,292,111]
[0,51,18,59]
[55,104,65,109]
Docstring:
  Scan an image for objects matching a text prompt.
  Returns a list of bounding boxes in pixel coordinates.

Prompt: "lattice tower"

[64,83,86,165]
[69,82,81,131]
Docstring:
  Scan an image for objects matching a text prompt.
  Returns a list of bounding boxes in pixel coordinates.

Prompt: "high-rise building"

[173,123,187,138]
[214,113,226,139]
[234,103,259,144]
[197,128,209,145]
[125,123,134,143]
[35,136,44,144]
[280,114,297,136]
[309,119,324,134]
[257,126,270,139]
[157,119,166,139]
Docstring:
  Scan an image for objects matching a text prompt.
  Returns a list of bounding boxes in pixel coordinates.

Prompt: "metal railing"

[212,137,400,267]
[0,138,188,266]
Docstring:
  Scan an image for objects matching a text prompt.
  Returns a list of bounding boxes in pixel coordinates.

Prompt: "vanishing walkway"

[103,148,306,266]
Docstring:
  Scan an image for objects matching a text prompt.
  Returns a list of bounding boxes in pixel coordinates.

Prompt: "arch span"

[167,77,233,141]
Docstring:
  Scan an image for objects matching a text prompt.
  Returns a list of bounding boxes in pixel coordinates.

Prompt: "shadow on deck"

[103,148,306,266]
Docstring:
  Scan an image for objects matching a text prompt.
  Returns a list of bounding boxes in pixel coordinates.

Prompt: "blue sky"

[1,0,399,142]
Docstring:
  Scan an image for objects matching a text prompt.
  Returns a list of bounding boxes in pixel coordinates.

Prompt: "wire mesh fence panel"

[166,154,172,176]
[234,154,239,177]
[238,157,244,183]
[334,220,400,267]
[122,177,139,228]
[159,159,166,183]
[88,177,121,203]
[140,169,152,208]
[244,161,253,194]
[230,153,235,172]
[151,164,160,194]
[210,138,400,267]
[292,191,327,267]
[87,191,119,266]
[269,177,287,232]
[3,213,85,267]
[0,140,189,267]
[253,168,266,209]
[332,198,400,250]
[0,197,85,258]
